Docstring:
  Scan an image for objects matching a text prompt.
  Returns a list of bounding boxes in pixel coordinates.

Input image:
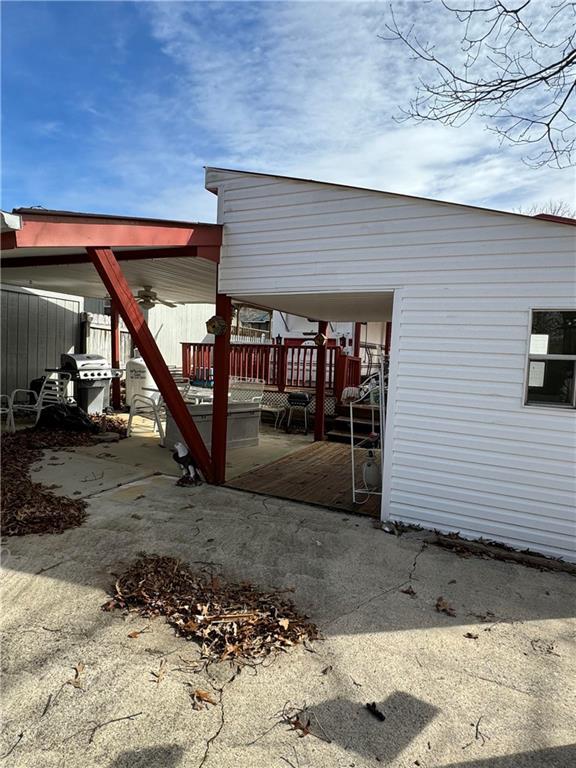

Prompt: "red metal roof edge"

[12,207,220,229]
[533,213,576,227]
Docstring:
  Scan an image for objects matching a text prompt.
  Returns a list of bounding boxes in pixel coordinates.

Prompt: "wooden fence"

[181,342,361,400]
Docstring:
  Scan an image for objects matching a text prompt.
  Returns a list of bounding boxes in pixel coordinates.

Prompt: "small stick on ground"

[40,694,53,718]
[87,712,143,744]
[0,732,23,760]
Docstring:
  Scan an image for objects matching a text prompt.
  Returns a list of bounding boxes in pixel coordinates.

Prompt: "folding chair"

[11,373,72,425]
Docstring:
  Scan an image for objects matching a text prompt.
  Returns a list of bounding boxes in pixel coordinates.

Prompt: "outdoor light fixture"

[206,315,228,336]
[313,332,327,347]
[276,334,282,345]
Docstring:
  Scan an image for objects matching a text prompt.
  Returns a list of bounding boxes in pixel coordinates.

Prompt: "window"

[525,310,576,408]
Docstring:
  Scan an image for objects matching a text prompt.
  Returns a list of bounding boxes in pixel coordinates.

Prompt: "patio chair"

[285,392,312,434]
[10,373,72,425]
[1,394,15,433]
[127,393,165,445]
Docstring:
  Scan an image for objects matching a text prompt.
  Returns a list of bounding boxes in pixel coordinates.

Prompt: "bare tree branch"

[384,0,576,167]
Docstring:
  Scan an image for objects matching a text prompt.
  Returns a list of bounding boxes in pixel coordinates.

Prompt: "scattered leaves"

[435,596,456,617]
[104,554,318,662]
[1,421,125,537]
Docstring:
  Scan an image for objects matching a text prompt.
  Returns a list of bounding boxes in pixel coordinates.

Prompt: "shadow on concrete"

[109,744,184,768]
[445,743,576,767]
[306,691,438,763]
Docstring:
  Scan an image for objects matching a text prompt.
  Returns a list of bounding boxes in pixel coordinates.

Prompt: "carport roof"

[0,208,221,304]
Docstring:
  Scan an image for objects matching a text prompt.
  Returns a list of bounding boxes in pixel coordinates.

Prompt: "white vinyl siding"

[207,169,576,562]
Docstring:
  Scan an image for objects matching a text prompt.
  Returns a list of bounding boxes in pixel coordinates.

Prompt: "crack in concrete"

[408,542,428,582]
[325,542,428,626]
[198,668,239,768]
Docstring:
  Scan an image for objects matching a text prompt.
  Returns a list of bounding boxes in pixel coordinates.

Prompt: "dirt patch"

[103,553,318,661]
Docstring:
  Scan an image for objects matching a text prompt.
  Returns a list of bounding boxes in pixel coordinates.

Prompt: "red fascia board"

[533,213,576,226]
[12,217,222,249]
[1,245,219,269]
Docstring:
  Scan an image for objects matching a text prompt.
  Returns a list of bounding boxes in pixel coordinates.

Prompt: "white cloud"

[65,0,573,220]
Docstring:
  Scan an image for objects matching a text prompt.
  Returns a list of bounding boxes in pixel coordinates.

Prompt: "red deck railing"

[181,342,361,398]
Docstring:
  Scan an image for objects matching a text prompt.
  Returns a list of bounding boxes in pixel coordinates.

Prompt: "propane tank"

[125,349,155,406]
[362,449,381,491]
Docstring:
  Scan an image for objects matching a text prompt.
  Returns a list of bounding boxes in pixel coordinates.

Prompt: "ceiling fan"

[134,286,178,310]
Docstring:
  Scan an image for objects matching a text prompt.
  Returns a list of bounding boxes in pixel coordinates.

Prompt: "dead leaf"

[400,585,417,597]
[68,662,85,689]
[290,717,311,737]
[320,665,333,675]
[279,618,290,630]
[127,626,150,639]
[464,632,479,639]
[191,688,217,710]
[435,596,456,617]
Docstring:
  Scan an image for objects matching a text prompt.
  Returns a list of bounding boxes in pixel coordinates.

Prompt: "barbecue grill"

[60,353,121,414]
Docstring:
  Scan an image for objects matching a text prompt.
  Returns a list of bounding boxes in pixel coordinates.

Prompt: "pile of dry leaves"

[1,417,126,537]
[104,554,318,661]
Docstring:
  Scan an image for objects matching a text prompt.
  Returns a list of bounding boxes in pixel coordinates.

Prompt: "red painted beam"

[12,218,222,249]
[0,245,211,269]
[87,247,213,482]
[1,232,17,250]
[384,322,392,355]
[110,300,121,410]
[211,292,232,484]
[314,321,328,442]
[353,322,362,358]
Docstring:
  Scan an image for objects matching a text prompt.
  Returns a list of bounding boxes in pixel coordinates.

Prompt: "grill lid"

[61,353,109,371]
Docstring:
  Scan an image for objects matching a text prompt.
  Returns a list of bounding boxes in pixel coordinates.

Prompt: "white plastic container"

[125,350,156,405]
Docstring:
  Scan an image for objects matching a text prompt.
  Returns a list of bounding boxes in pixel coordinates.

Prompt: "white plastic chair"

[127,393,165,445]
[1,394,15,433]
[11,373,72,425]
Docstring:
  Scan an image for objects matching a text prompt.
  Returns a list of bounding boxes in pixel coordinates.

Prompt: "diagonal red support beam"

[87,247,213,482]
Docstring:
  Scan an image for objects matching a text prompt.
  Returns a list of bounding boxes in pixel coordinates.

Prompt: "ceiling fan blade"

[157,298,178,308]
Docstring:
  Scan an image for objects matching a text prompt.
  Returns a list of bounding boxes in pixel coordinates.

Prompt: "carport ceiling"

[0,208,221,304]
[1,254,217,303]
[235,292,394,322]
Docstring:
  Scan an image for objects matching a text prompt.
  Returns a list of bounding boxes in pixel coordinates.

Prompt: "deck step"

[326,429,379,445]
[332,416,376,434]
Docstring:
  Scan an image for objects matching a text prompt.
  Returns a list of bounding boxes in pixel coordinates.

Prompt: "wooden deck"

[227,441,381,517]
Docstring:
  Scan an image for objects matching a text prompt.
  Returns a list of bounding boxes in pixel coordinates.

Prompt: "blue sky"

[2,0,574,222]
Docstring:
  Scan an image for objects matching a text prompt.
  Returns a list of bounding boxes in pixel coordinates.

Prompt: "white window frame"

[524,308,576,410]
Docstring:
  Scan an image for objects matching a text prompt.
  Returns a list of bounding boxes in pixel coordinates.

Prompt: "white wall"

[84,298,215,369]
[1,285,83,394]
[145,303,214,367]
[207,169,576,561]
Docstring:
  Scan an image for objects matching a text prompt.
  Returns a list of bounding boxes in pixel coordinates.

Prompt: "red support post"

[353,322,362,358]
[211,293,232,484]
[87,247,213,482]
[110,300,121,410]
[384,321,392,355]
[314,321,328,442]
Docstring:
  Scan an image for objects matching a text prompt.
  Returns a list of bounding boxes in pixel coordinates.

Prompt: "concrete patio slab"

[1,449,575,768]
